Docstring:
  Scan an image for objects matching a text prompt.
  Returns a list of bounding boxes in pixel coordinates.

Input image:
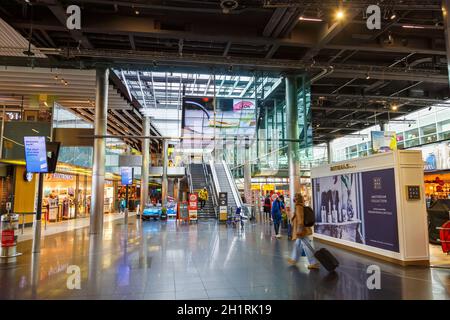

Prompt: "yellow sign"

[251,184,260,190]
[263,184,275,191]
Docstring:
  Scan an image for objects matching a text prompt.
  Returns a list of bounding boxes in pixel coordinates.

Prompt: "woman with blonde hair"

[287,193,319,269]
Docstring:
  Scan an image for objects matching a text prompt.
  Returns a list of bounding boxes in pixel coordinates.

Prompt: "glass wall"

[330,106,450,162]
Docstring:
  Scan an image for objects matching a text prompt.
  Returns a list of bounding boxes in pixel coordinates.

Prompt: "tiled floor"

[0,216,449,300]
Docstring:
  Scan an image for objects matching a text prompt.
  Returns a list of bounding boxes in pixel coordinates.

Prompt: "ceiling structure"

[0,0,449,145]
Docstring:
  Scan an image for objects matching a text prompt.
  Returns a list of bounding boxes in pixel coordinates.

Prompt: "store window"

[404,128,420,148]
[420,124,437,144]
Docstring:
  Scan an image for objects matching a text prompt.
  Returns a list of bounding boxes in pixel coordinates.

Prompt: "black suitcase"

[304,239,339,272]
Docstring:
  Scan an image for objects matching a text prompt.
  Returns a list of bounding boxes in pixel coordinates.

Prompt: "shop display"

[371,131,397,153]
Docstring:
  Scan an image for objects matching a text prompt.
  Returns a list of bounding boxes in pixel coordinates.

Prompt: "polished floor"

[0,216,449,300]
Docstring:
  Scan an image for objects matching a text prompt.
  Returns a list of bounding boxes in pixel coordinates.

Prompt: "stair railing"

[187,160,193,194]
[203,162,219,218]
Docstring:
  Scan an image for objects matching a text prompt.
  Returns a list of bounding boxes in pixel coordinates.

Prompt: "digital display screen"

[181,97,256,148]
[24,136,48,173]
[120,167,132,185]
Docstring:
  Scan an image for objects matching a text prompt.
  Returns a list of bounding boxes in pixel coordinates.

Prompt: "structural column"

[89,67,108,235]
[285,75,302,211]
[140,117,151,215]
[443,0,450,89]
[243,137,252,204]
[161,139,168,206]
[327,141,333,164]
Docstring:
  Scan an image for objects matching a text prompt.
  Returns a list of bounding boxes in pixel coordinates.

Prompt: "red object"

[202,97,210,102]
[440,221,450,253]
[188,193,198,211]
[1,229,15,247]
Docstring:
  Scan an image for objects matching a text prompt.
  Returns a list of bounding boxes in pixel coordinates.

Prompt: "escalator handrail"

[203,162,219,217]
[221,159,244,214]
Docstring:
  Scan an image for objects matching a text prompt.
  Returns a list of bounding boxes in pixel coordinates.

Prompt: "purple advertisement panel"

[312,168,399,253]
[361,168,399,252]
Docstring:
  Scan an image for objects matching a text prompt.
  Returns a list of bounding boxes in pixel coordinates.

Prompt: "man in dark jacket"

[263,193,271,222]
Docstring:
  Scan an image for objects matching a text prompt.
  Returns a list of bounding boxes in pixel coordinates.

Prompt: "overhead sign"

[24,136,48,173]
[120,167,133,185]
[263,184,275,191]
[119,155,143,167]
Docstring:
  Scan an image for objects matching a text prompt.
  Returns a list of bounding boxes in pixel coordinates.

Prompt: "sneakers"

[275,234,282,239]
[287,258,297,265]
[307,263,320,270]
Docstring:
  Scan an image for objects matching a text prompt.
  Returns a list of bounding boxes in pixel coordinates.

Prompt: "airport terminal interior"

[0,0,449,300]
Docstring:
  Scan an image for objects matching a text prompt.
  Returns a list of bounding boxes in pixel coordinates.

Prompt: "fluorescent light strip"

[299,16,323,22]
[402,25,425,29]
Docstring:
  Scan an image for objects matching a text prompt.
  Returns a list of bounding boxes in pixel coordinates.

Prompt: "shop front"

[42,173,116,222]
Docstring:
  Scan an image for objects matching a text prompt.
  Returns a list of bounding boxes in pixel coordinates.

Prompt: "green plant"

[161,207,167,214]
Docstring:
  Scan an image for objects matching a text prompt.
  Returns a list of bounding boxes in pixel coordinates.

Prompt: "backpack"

[303,206,315,227]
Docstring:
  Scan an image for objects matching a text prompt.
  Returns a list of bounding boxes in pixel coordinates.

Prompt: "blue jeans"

[273,220,280,235]
[291,236,317,265]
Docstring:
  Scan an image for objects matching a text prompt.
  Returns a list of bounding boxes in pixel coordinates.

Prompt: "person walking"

[263,193,271,222]
[198,187,208,210]
[271,194,284,238]
[287,193,320,269]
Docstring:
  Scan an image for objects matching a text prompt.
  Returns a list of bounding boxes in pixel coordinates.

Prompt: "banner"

[312,168,399,252]
[188,193,198,221]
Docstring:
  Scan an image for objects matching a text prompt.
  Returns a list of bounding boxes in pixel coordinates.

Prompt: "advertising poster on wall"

[412,141,450,171]
[312,168,399,252]
[371,131,397,153]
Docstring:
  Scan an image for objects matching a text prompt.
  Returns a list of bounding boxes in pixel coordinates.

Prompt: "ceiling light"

[64,81,68,86]
[402,25,425,29]
[391,104,398,111]
[54,75,58,80]
[408,124,412,128]
[365,72,370,80]
[60,78,65,84]
[135,10,140,15]
[390,12,397,20]
[335,9,345,20]
[428,106,432,111]
[299,16,323,22]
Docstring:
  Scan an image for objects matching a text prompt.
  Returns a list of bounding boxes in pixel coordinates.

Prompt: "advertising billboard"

[371,131,397,153]
[23,136,48,173]
[312,168,399,252]
[181,97,256,148]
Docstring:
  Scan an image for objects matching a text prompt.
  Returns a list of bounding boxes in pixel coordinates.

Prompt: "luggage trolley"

[226,206,244,229]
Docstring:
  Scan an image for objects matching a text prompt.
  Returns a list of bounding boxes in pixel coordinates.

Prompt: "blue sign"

[24,136,48,173]
[120,167,132,185]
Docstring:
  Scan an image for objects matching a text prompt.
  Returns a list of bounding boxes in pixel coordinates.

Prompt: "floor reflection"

[0,216,448,300]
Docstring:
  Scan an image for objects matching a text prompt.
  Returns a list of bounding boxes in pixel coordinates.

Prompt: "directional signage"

[219,192,228,206]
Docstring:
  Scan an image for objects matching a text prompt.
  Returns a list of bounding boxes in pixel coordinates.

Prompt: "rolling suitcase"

[303,238,339,272]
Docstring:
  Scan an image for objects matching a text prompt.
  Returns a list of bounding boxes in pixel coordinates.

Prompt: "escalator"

[189,163,216,219]
[211,160,246,217]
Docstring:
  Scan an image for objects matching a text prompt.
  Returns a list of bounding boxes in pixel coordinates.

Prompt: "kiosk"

[311,150,429,266]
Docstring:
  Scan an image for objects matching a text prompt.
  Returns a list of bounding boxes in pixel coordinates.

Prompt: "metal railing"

[186,160,193,194]
[203,162,219,218]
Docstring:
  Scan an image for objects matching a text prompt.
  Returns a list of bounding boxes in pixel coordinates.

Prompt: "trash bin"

[1,214,22,263]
